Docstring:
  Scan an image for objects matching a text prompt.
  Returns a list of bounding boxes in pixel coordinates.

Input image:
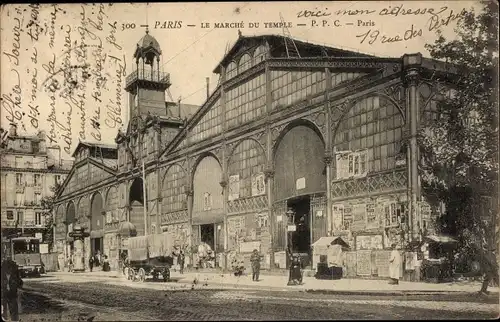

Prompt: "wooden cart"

[125,234,174,283]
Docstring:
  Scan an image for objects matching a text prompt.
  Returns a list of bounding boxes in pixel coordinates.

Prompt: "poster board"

[345,251,357,277]
[373,251,391,277]
[356,250,372,276]
[251,173,266,196]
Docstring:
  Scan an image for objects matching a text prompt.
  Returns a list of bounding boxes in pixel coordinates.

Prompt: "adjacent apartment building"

[0,124,73,242]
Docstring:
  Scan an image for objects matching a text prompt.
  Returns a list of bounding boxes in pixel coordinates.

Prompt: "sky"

[0,1,480,159]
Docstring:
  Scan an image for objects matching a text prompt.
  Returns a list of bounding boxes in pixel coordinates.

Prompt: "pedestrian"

[89,254,94,272]
[102,255,110,272]
[1,255,23,322]
[389,243,401,285]
[287,251,303,286]
[95,250,101,267]
[178,250,185,275]
[250,249,262,282]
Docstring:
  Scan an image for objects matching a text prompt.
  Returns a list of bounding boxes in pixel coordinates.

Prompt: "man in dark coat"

[250,249,262,281]
[89,254,94,272]
[1,256,23,322]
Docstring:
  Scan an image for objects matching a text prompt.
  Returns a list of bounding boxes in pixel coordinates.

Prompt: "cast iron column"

[403,54,422,242]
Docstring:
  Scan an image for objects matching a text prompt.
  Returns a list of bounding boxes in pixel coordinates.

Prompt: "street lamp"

[286,208,295,256]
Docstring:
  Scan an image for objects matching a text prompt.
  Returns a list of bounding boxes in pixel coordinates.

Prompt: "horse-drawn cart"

[125,234,174,283]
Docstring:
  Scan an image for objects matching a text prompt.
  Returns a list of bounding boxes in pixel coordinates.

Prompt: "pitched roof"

[213,34,374,73]
[71,141,117,157]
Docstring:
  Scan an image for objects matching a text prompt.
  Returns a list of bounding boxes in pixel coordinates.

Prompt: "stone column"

[403,54,422,242]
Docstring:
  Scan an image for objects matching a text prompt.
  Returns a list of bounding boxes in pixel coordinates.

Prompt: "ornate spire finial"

[238,29,242,38]
[146,25,149,34]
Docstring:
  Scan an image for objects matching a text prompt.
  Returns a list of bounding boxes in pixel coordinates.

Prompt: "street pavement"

[9,273,499,321]
[49,269,500,295]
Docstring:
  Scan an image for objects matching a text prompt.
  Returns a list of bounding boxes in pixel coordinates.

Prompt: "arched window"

[253,45,267,64]
[226,61,237,80]
[238,54,252,73]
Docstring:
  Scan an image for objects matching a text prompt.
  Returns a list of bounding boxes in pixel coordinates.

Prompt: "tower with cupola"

[125,28,171,119]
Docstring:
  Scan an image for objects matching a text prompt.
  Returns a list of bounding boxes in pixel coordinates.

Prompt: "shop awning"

[424,235,458,244]
[312,236,350,249]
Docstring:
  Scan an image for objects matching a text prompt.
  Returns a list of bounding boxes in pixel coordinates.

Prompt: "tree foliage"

[419,0,498,291]
[40,182,62,251]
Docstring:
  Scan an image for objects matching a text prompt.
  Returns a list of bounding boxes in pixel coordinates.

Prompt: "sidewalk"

[49,270,500,296]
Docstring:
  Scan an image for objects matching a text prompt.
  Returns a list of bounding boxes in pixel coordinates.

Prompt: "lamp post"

[286,208,295,262]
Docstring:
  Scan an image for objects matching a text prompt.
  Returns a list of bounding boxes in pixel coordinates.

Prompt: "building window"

[238,53,252,73]
[15,156,22,167]
[34,174,42,186]
[271,70,326,110]
[32,142,40,153]
[16,173,23,185]
[35,212,43,225]
[35,193,42,205]
[16,193,23,206]
[190,98,222,143]
[334,96,404,173]
[385,202,405,227]
[55,175,61,186]
[225,73,266,129]
[161,165,187,213]
[6,211,14,220]
[228,139,266,199]
[151,224,156,235]
[17,211,24,224]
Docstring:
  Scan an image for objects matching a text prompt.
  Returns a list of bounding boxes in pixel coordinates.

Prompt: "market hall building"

[53,31,456,279]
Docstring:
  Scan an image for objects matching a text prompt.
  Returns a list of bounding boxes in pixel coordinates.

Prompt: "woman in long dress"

[389,243,401,285]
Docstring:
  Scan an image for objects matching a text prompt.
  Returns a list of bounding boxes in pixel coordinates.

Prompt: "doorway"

[200,224,215,251]
[91,238,103,256]
[287,195,312,266]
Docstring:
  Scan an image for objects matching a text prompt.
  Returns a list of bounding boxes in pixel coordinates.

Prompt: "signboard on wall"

[374,251,391,277]
[251,173,266,196]
[332,204,344,231]
[229,175,240,201]
[203,192,212,211]
[296,177,306,190]
[365,203,378,229]
[351,203,366,231]
[356,235,383,250]
[357,250,372,275]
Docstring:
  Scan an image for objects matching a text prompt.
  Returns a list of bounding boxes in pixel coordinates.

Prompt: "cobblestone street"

[12,276,499,321]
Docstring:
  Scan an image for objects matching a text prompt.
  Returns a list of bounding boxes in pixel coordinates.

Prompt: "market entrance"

[287,195,312,265]
[200,223,215,251]
[273,123,327,269]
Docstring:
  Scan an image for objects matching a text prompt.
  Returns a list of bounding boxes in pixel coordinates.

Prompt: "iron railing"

[126,69,170,88]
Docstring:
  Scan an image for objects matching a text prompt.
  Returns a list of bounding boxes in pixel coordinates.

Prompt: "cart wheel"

[129,268,136,281]
[138,268,146,282]
[163,268,170,282]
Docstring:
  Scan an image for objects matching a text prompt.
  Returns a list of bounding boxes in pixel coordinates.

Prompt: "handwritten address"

[1,3,124,155]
